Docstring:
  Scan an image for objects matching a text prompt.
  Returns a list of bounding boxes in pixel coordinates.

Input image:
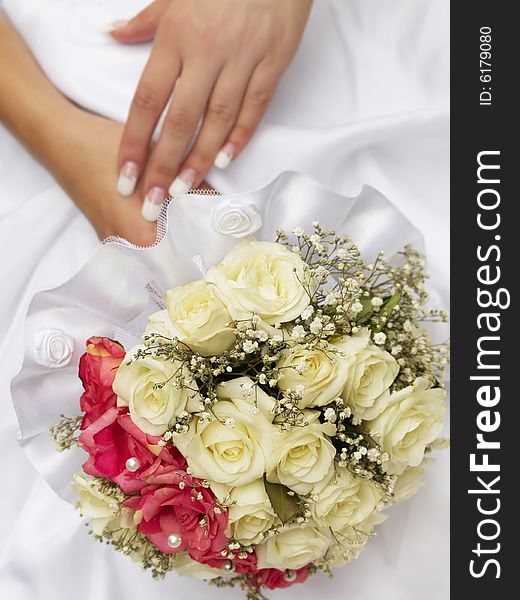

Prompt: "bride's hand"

[108,0,313,216]
[52,110,158,246]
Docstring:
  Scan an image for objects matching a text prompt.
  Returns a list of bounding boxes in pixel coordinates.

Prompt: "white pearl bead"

[222,560,235,573]
[125,457,140,472]
[283,569,297,582]
[167,534,182,549]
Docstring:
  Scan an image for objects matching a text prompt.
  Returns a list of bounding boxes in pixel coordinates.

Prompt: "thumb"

[106,0,169,43]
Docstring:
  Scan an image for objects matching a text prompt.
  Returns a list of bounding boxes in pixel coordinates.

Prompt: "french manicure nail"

[100,19,129,33]
[117,161,138,197]
[141,187,165,222]
[214,143,235,170]
[168,168,196,197]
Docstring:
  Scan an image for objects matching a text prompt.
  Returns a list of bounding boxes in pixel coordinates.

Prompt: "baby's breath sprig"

[97,478,127,501]
[278,227,449,385]
[362,246,449,387]
[49,414,82,451]
[283,224,368,334]
[322,525,376,568]
[220,539,255,561]
[272,386,308,430]
[325,399,395,499]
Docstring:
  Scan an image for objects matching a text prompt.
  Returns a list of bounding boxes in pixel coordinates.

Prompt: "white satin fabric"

[0,1,449,599]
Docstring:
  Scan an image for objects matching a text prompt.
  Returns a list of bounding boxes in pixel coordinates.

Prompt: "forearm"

[0,14,159,245]
[0,13,78,174]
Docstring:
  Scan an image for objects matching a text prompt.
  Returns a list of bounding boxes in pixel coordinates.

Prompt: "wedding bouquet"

[13,174,448,599]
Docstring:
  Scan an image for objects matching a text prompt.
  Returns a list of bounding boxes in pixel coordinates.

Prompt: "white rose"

[267,411,336,494]
[326,513,385,567]
[206,239,313,324]
[256,523,331,570]
[370,378,447,474]
[174,552,222,580]
[160,280,235,356]
[276,343,350,407]
[211,202,262,238]
[213,480,278,545]
[391,458,434,505]
[335,329,399,421]
[143,309,175,340]
[34,328,75,369]
[114,344,196,436]
[72,475,143,560]
[173,377,278,487]
[311,466,382,530]
[72,473,120,535]
[108,508,147,564]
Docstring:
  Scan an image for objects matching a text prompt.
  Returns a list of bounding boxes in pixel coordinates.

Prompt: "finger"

[117,46,180,197]
[106,0,169,43]
[141,64,219,221]
[180,64,252,184]
[218,62,282,167]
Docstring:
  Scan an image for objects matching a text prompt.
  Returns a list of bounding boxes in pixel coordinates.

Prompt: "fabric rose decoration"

[113,345,199,436]
[174,378,278,487]
[369,377,447,474]
[79,336,125,429]
[34,328,75,368]
[210,202,262,238]
[206,239,313,324]
[267,410,336,494]
[335,329,399,420]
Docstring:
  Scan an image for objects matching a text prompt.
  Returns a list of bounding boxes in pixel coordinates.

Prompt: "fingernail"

[141,187,165,222]
[214,143,235,170]
[168,168,196,197]
[117,161,138,197]
[100,19,129,33]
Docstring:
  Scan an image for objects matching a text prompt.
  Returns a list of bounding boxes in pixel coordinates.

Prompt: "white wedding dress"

[0,1,450,599]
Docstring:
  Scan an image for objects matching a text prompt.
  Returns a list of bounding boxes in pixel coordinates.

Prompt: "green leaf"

[381,291,401,315]
[264,480,299,524]
[355,294,375,324]
[372,292,401,332]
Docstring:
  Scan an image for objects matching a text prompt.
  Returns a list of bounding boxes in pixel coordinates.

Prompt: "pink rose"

[255,566,310,590]
[199,548,258,574]
[78,337,125,429]
[124,467,229,560]
[79,409,185,493]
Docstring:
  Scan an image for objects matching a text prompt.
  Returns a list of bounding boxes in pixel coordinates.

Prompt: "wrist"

[28,98,84,175]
